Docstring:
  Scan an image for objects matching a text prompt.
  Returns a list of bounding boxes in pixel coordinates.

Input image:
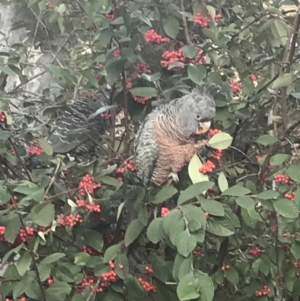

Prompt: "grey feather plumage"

[48,91,111,157]
[134,82,220,186]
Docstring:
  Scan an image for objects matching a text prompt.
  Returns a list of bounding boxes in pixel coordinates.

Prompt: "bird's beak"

[195,121,211,135]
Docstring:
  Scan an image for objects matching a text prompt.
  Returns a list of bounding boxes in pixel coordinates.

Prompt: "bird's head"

[178,83,220,138]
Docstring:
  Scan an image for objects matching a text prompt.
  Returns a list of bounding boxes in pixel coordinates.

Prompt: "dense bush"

[0,0,300,300]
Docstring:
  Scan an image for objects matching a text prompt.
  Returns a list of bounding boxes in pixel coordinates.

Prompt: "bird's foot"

[168,172,179,183]
[195,139,208,149]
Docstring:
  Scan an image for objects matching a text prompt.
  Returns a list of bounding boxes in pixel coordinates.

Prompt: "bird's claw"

[168,172,179,183]
[195,139,208,149]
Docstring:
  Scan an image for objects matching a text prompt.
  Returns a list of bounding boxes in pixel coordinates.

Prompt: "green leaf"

[201,200,224,216]
[291,243,300,260]
[163,16,179,39]
[74,252,91,266]
[235,196,255,210]
[273,198,298,218]
[80,69,99,88]
[258,190,279,200]
[152,185,178,204]
[84,229,104,252]
[222,185,251,197]
[208,132,233,150]
[106,57,126,85]
[288,165,300,183]
[4,216,21,243]
[194,270,214,301]
[206,220,235,237]
[182,45,197,59]
[225,268,239,285]
[270,154,290,166]
[30,202,54,227]
[129,87,157,97]
[177,273,200,301]
[256,134,278,146]
[188,154,209,184]
[40,253,66,265]
[218,172,228,192]
[187,65,207,84]
[178,181,214,205]
[124,219,144,247]
[147,218,164,243]
[46,281,72,296]
[16,252,32,277]
[176,231,197,257]
[272,73,294,90]
[0,185,12,204]
[103,242,122,262]
[37,138,53,156]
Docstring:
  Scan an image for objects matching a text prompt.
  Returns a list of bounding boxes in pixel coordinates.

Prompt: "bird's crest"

[192,82,220,98]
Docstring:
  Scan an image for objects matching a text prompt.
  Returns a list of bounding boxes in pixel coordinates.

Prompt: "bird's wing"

[48,95,110,154]
[134,114,160,185]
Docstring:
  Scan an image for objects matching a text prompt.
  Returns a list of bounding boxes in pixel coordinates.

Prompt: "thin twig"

[179,0,191,45]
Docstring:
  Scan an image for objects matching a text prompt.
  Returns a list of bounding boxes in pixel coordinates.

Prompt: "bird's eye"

[196,115,201,120]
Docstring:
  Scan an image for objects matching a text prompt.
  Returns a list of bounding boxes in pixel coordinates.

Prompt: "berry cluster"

[210,149,223,160]
[76,276,103,293]
[5,298,27,301]
[28,143,44,156]
[112,49,120,57]
[47,276,55,284]
[221,264,230,271]
[106,13,116,21]
[126,78,133,89]
[79,174,101,196]
[161,207,170,217]
[250,74,257,81]
[255,285,271,297]
[138,277,156,292]
[230,80,242,95]
[199,160,216,174]
[101,261,119,286]
[285,191,295,201]
[295,261,300,268]
[144,29,170,44]
[248,247,261,256]
[47,1,54,9]
[193,13,222,27]
[136,62,152,74]
[145,265,153,273]
[124,160,136,171]
[208,128,222,136]
[100,112,111,119]
[83,245,100,255]
[274,174,290,184]
[76,199,101,212]
[57,213,83,227]
[160,48,205,70]
[0,225,35,245]
[105,231,124,244]
[131,93,153,104]
[192,249,202,256]
[0,112,6,122]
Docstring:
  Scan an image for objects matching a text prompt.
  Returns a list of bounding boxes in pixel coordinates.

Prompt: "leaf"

[80,69,99,88]
[4,216,21,243]
[206,220,235,237]
[103,242,122,262]
[40,253,66,265]
[30,202,54,227]
[206,5,216,20]
[218,172,228,192]
[176,231,197,257]
[258,190,279,200]
[182,45,197,58]
[291,243,300,260]
[124,219,144,247]
[178,181,214,205]
[187,65,207,84]
[270,154,290,166]
[129,87,157,97]
[152,185,178,204]
[37,138,53,156]
[225,268,239,285]
[201,200,224,216]
[147,218,164,243]
[256,134,278,146]
[0,185,12,205]
[188,154,209,184]
[222,185,251,197]
[272,73,294,90]
[16,252,32,277]
[194,270,214,301]
[163,17,180,39]
[273,198,298,218]
[208,132,233,150]
[106,57,126,85]
[46,281,72,296]
[74,252,91,266]
[288,165,300,183]
[177,273,200,301]
[235,197,255,210]
[84,229,104,252]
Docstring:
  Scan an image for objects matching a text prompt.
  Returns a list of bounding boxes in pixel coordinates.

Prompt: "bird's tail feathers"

[193,82,220,98]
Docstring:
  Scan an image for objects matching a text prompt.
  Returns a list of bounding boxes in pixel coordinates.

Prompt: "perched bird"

[134,82,220,186]
[47,90,112,159]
